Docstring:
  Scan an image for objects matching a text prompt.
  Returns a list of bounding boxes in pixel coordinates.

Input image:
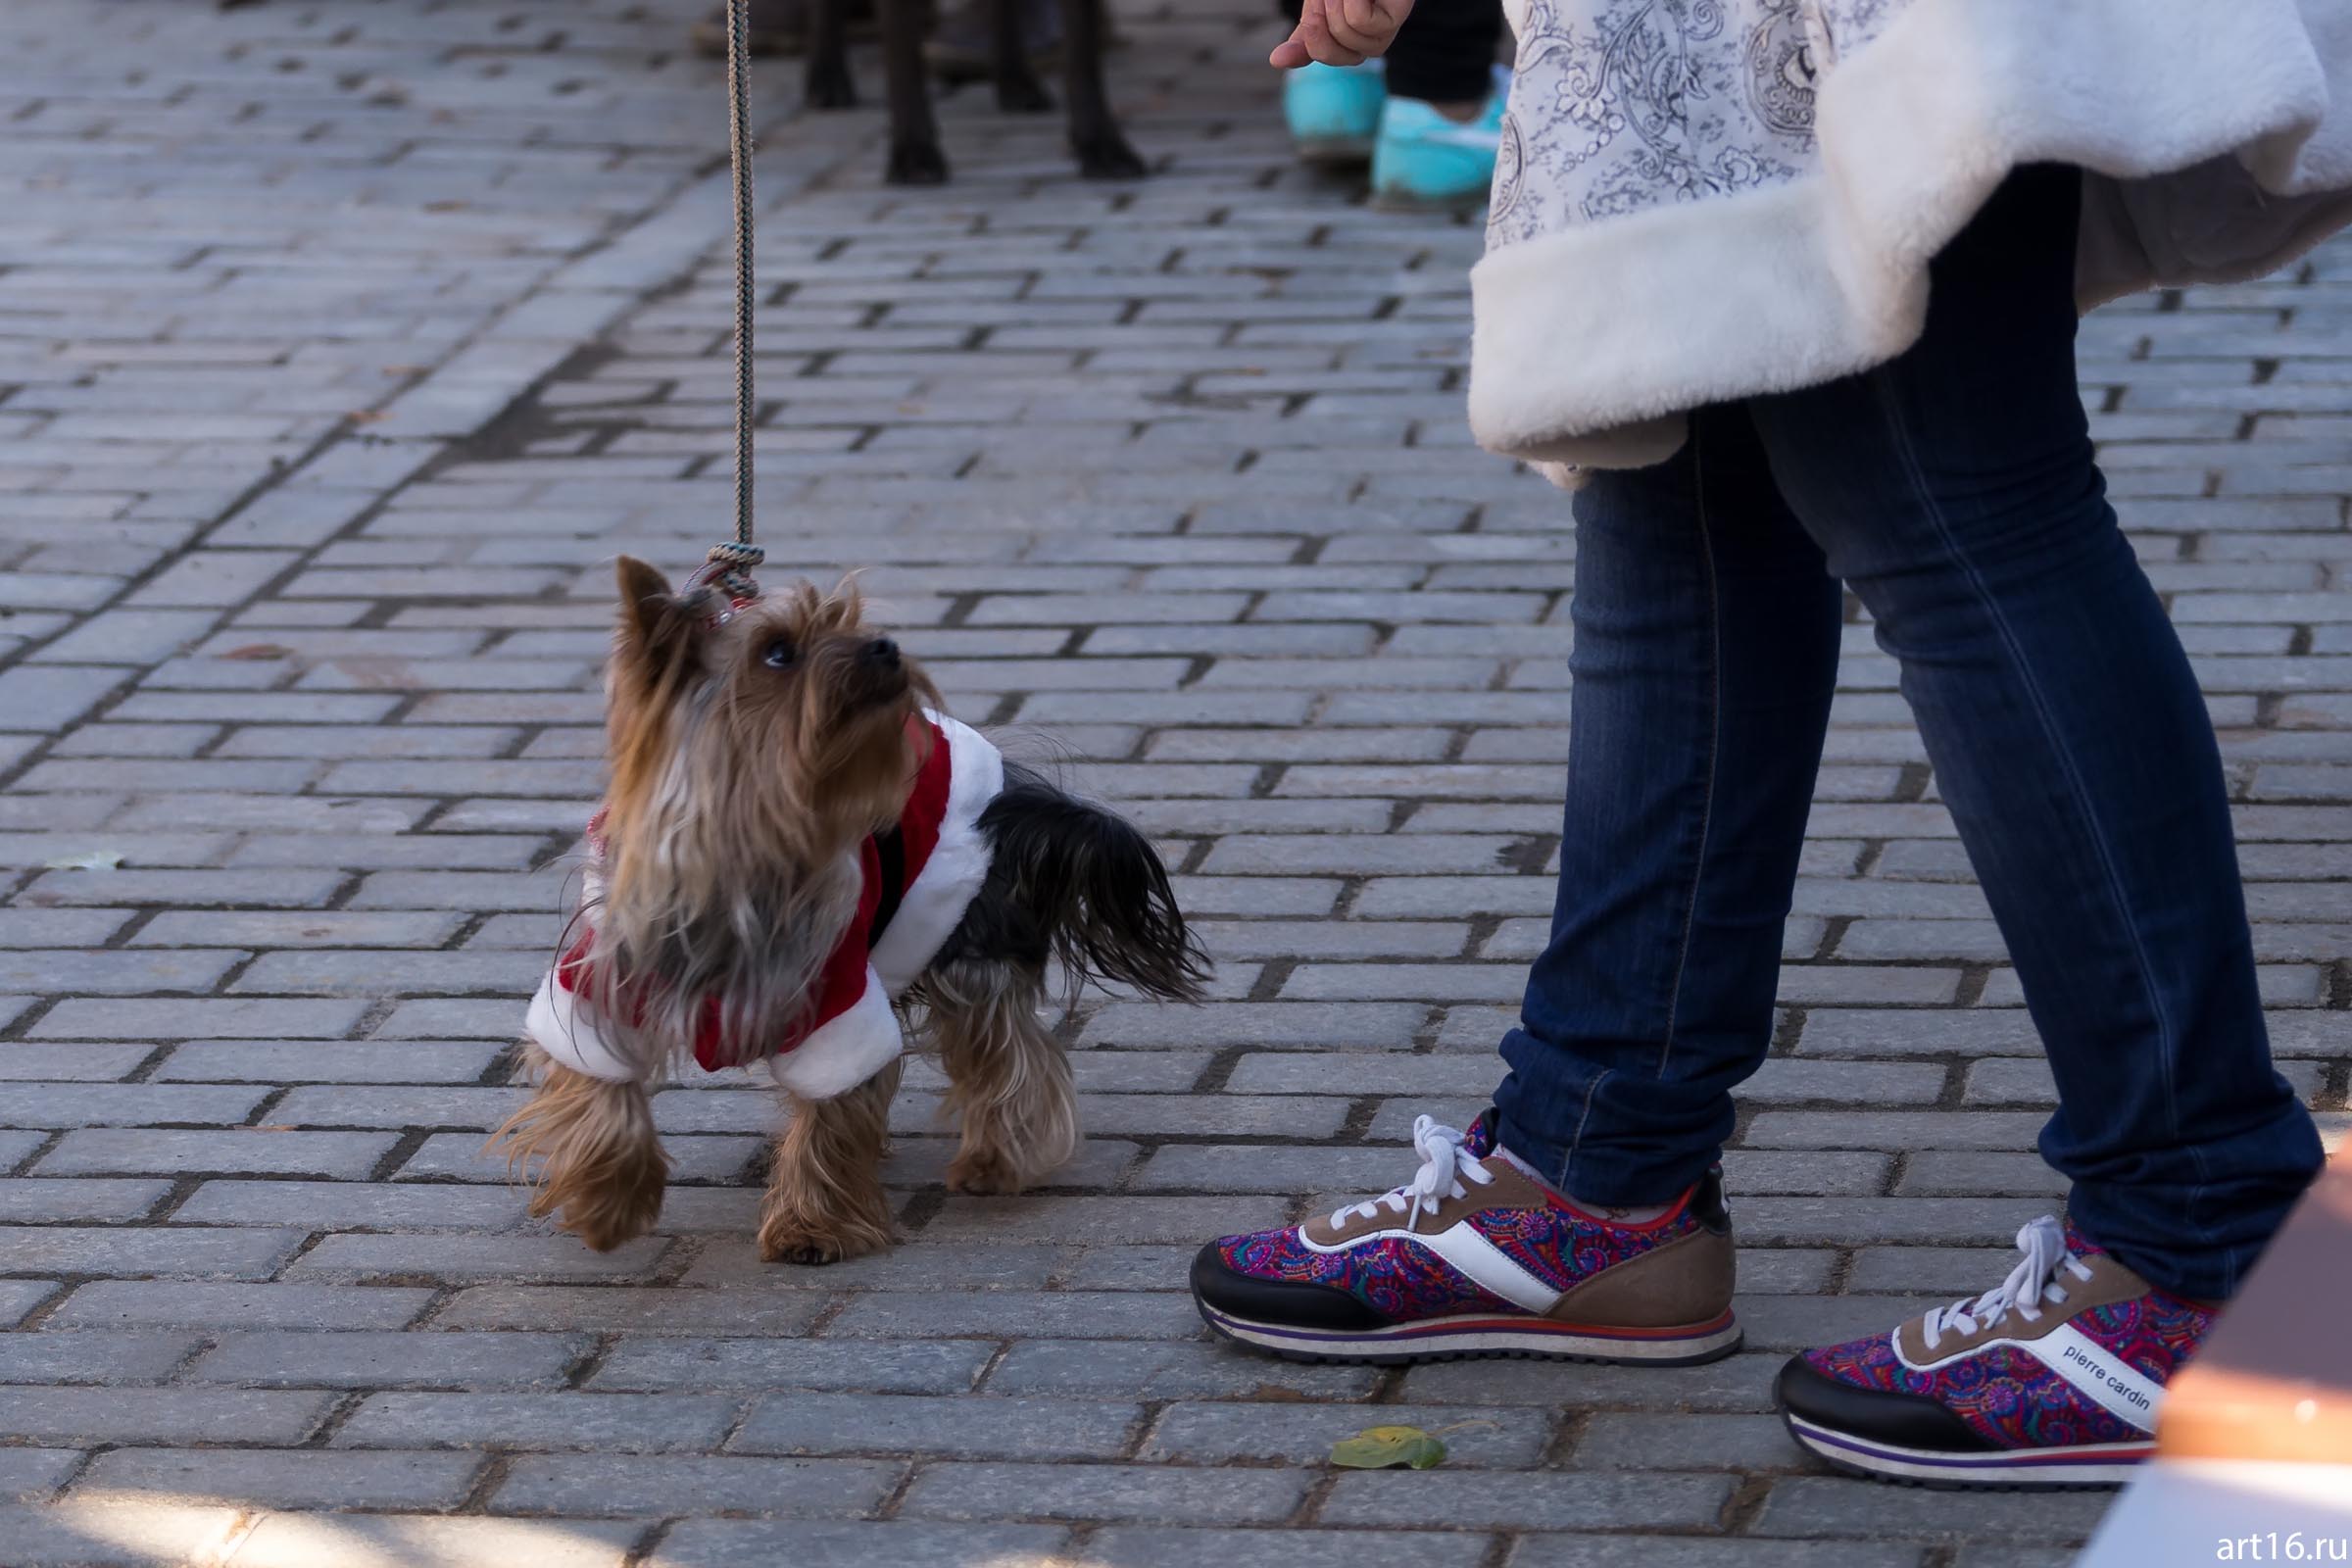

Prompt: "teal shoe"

[1284,61,1387,166]
[1370,67,1508,210]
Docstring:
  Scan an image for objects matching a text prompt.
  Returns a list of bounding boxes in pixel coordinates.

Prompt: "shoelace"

[1329,1115,1494,1231]
[1920,1214,2096,1353]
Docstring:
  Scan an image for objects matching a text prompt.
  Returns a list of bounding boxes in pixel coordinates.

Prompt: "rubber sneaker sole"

[1783,1411,2151,1489]
[1197,1298,1743,1366]
[1294,134,1375,168]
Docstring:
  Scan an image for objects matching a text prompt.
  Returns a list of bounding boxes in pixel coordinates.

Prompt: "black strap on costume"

[866,827,906,948]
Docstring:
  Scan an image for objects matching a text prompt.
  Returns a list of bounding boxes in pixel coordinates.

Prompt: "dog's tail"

[969,763,1209,1003]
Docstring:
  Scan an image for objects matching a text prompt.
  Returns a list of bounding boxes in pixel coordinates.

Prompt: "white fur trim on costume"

[767,963,903,1099]
[868,711,1004,995]
[524,972,637,1083]
[1470,0,2352,471]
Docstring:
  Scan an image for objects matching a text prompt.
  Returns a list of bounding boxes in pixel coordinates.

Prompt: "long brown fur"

[490,1042,669,1252]
[759,1057,903,1263]
[492,556,1200,1264]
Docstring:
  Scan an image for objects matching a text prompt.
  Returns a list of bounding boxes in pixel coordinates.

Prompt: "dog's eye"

[761,639,796,670]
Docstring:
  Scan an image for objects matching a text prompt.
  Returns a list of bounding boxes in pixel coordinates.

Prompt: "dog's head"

[599,557,941,925]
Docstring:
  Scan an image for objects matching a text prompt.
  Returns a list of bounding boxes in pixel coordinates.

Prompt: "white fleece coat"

[1474,0,2352,475]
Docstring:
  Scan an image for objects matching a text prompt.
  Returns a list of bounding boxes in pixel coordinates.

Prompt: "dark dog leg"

[991,0,1054,112]
[805,0,858,108]
[1057,0,1143,178]
[878,0,949,183]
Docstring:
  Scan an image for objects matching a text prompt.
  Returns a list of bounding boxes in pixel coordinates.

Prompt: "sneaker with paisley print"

[1189,1110,1741,1364]
[1778,1216,2213,1488]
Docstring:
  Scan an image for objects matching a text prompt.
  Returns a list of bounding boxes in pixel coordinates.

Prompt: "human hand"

[1269,0,1416,69]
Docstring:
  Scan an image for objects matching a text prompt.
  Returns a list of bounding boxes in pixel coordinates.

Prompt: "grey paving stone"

[493,1454,901,1518]
[0,1280,59,1328]
[1893,1151,2070,1197]
[171,1181,531,1231]
[1145,1400,1553,1467]
[677,1238,1060,1292]
[0,1332,200,1387]
[0,1500,245,1568]
[1741,1112,2051,1152]
[898,1461,1312,1524]
[1508,1541,1922,1568]
[75,1447,484,1512]
[30,999,368,1040]
[188,1331,590,1390]
[0,1387,334,1446]
[1570,1411,1812,1472]
[47,1282,432,1332]
[1734,1294,1945,1352]
[0,1084,270,1129]
[589,1338,992,1395]
[0,1226,302,1280]
[0,1180,172,1223]
[151,1041,506,1084]
[33,1129,397,1178]
[983,1339,1380,1399]
[0,950,245,997]
[394,1129,759,1185]
[1733,1197,2054,1247]
[1321,1470,1738,1529]
[333,1392,740,1452]
[1748,1478,2113,1543]
[647,1521,1069,1568]
[821,1291,1199,1342]
[0,1451,81,1504]
[225,1513,644,1568]
[435,1287,828,1336]
[287,1234,666,1283]
[922,1195,1290,1244]
[1091,1529,1492,1568]
[734,1392,1143,1460]
[1398,1353,1786,1411]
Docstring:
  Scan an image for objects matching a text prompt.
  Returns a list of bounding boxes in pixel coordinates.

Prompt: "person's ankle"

[1489,1137,1679,1224]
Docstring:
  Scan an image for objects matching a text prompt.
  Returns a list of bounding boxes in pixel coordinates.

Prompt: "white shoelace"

[1919,1215,2096,1353]
[1329,1114,1495,1231]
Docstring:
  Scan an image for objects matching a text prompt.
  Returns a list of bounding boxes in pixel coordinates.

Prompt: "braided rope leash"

[710,0,765,601]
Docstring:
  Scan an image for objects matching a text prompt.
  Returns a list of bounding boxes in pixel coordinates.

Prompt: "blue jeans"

[1491,166,2323,1301]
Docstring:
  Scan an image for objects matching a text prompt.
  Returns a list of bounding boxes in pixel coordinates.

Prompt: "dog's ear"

[616,556,674,638]
[612,556,705,690]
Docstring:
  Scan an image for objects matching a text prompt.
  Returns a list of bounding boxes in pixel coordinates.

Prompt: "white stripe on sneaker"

[1895,1318,2164,1436]
[2034,1323,2165,1433]
[1298,1219,1562,1314]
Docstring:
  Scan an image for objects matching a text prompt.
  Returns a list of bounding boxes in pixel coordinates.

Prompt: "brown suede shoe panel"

[1893,1251,2152,1364]
[1545,1223,1737,1329]
[1301,1160,1557,1248]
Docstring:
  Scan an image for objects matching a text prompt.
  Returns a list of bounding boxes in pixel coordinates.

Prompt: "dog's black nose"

[861,637,900,668]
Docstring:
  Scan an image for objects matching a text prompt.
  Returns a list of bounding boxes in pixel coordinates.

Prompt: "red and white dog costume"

[523,712,1004,1100]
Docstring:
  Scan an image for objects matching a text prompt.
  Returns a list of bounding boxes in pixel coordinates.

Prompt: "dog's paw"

[805,54,858,110]
[946,1148,1026,1196]
[1071,127,1147,180]
[761,1231,849,1265]
[886,139,951,185]
[759,1214,893,1265]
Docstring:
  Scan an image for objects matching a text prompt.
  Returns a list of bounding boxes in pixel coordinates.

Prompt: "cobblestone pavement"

[2,1,2349,1564]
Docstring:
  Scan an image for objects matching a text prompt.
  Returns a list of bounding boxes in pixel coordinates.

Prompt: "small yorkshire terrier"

[490,557,1204,1262]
